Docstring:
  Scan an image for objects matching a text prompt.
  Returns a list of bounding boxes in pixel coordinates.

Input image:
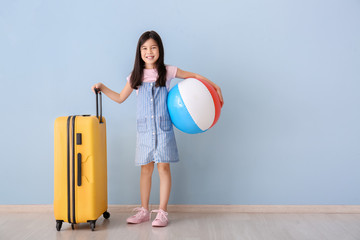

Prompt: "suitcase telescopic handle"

[94,88,103,123]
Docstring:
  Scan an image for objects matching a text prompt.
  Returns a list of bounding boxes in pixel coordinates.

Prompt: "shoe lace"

[132,207,148,219]
[151,209,168,222]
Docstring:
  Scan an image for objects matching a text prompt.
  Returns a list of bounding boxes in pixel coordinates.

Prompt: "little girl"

[92,31,223,227]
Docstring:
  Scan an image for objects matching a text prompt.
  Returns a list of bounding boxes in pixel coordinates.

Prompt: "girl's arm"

[176,68,224,105]
[91,81,133,104]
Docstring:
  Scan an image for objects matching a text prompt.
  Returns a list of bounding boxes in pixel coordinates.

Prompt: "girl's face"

[140,38,159,69]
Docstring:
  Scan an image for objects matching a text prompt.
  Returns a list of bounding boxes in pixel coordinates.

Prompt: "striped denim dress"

[135,82,179,166]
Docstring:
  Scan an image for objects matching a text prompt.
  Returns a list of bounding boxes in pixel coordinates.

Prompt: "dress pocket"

[159,116,172,132]
[137,118,147,133]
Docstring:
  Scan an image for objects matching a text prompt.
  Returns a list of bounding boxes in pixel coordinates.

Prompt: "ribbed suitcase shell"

[54,115,107,225]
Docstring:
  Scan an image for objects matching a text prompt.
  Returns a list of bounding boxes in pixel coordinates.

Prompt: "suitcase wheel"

[56,220,63,231]
[103,211,110,219]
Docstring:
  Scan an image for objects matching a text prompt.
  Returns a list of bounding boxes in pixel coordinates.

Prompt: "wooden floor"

[1,211,360,240]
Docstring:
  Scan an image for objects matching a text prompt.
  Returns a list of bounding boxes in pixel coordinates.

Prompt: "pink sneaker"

[151,209,169,227]
[126,207,150,224]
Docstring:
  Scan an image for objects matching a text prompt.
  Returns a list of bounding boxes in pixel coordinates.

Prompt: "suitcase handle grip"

[95,88,103,123]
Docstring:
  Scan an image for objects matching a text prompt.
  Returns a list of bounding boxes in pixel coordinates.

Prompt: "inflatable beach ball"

[167,78,222,134]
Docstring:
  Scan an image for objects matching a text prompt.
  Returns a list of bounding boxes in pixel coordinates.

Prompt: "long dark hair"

[130,31,167,89]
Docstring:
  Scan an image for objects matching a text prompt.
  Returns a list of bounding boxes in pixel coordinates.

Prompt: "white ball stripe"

[178,78,215,131]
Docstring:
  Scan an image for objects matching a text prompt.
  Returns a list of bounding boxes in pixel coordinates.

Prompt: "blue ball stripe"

[167,85,205,134]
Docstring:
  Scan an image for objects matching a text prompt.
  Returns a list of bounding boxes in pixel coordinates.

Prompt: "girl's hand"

[213,84,224,107]
[92,83,103,94]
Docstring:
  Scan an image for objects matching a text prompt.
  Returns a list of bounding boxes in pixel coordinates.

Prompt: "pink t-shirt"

[126,65,178,92]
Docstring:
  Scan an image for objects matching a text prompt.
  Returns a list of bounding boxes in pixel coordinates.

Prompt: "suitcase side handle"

[95,88,103,123]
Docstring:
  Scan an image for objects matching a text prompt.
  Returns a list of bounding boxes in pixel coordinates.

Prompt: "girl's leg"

[157,163,171,211]
[140,162,154,210]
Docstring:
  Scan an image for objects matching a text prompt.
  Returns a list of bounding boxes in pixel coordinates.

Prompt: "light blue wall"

[1,0,359,205]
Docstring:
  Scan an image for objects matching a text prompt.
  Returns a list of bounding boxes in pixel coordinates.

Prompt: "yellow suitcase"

[54,90,109,231]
